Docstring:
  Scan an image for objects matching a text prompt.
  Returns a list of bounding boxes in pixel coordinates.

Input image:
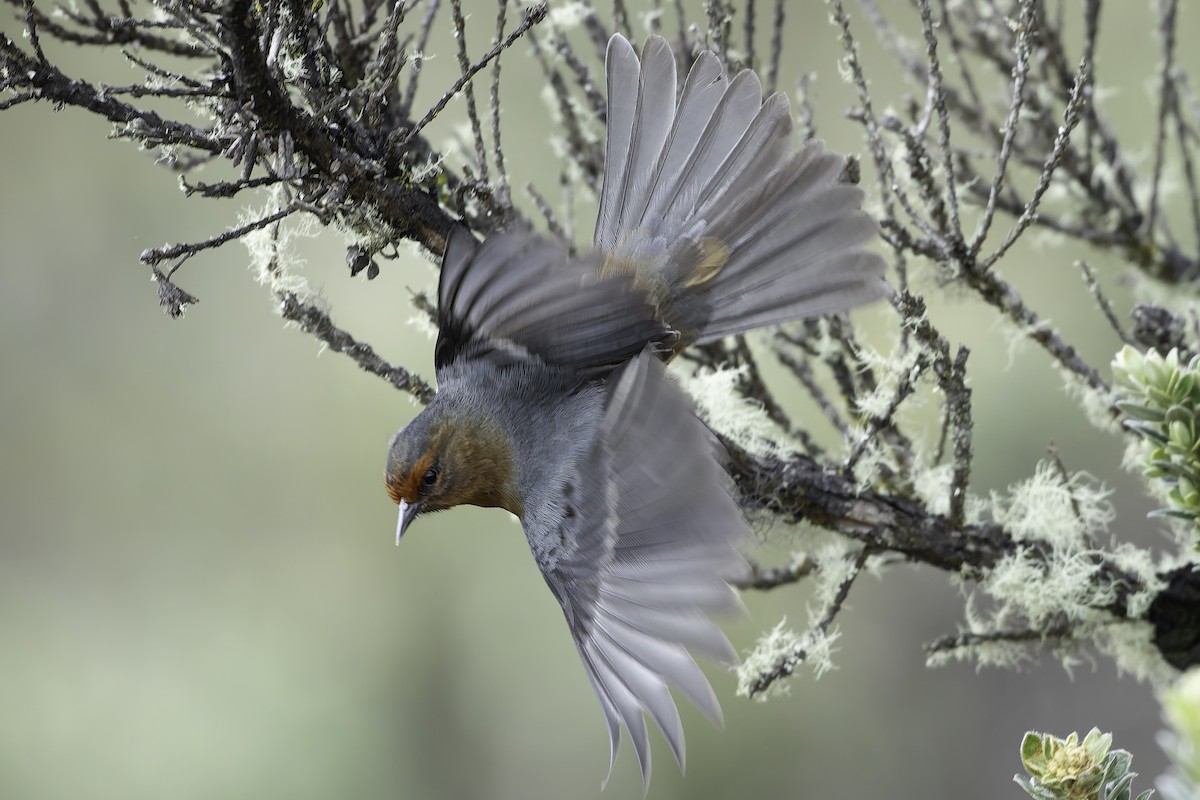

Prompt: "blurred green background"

[1,2,1195,798]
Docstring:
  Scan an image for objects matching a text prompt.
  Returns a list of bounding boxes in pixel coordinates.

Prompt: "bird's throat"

[443,418,524,518]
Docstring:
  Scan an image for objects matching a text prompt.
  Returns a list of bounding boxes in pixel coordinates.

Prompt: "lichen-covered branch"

[4,0,1200,699]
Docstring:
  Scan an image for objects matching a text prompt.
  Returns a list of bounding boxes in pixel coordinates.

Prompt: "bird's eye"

[420,467,439,489]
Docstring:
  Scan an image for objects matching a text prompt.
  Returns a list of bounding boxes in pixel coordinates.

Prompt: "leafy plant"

[1016,729,1152,800]
[1113,346,1200,541]
[1157,669,1200,800]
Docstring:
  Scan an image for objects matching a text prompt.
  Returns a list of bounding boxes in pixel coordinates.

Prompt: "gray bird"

[385,33,888,789]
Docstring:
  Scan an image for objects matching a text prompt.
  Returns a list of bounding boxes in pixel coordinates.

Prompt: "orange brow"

[386,450,435,505]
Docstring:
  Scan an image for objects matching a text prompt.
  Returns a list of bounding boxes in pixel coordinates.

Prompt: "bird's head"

[384,408,521,542]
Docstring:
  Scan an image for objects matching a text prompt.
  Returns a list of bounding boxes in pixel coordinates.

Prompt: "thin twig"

[747,548,871,698]
[404,4,547,145]
[449,0,490,183]
[279,292,436,403]
[765,0,783,96]
[1145,0,1179,243]
[733,555,815,591]
[489,0,511,206]
[139,204,300,267]
[1077,261,1132,346]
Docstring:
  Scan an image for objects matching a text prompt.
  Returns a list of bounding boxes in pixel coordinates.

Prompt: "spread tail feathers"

[595,34,889,344]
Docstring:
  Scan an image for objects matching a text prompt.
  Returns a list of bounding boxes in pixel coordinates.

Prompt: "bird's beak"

[395,499,421,545]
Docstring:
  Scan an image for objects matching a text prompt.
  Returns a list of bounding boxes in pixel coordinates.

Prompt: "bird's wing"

[595,34,889,344]
[435,226,672,375]
[525,351,749,790]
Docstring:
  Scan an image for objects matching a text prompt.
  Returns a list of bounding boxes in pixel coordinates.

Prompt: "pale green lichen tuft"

[543,0,591,30]
[335,204,427,266]
[1106,543,1165,620]
[1060,367,1122,435]
[947,541,1167,680]
[673,364,798,459]
[538,84,602,146]
[805,318,844,361]
[736,542,862,699]
[411,146,450,183]
[809,539,862,610]
[639,8,664,31]
[989,460,1113,550]
[1093,620,1175,686]
[851,340,926,421]
[736,619,839,701]
[737,619,802,700]
[939,451,1166,678]
[407,307,439,342]
[913,462,956,517]
[241,191,316,300]
[847,428,903,490]
[982,548,1106,629]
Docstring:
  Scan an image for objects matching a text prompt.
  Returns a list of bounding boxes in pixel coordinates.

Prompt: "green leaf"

[1150,459,1192,479]
[1013,775,1059,800]
[1147,507,1198,520]
[1166,405,1195,425]
[1125,421,1169,443]
[1022,732,1049,775]
[1151,387,1176,408]
[1104,771,1136,800]
[1103,749,1132,780]
[1117,401,1166,422]
[1174,371,1196,400]
[1171,420,1197,450]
